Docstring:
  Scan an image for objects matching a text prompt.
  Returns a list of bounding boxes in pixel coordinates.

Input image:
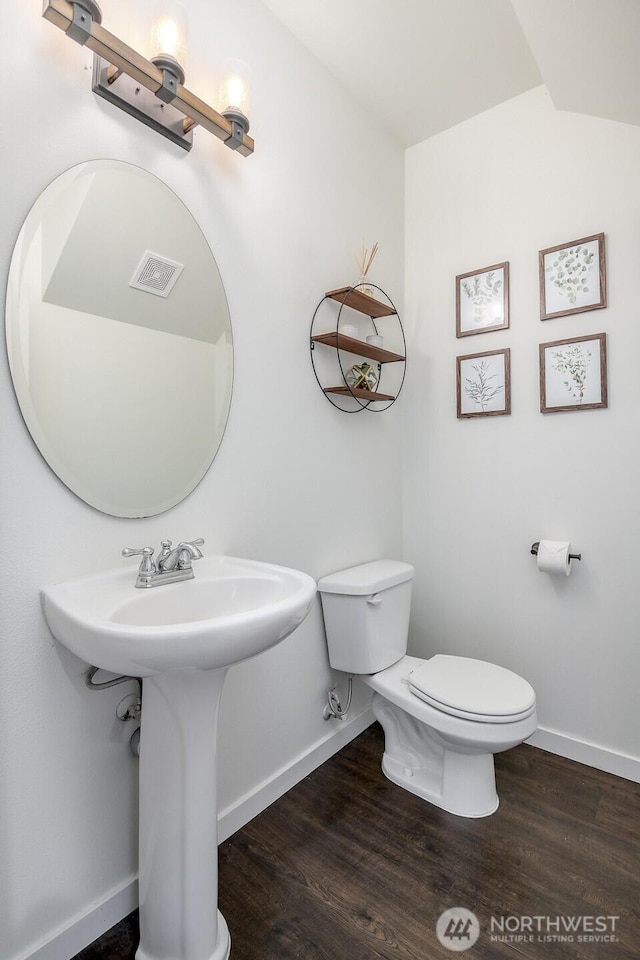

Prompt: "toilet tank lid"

[317,560,415,595]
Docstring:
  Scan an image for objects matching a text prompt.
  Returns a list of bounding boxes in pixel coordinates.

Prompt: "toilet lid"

[408,655,536,722]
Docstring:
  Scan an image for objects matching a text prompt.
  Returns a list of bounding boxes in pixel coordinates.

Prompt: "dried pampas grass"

[354,239,379,290]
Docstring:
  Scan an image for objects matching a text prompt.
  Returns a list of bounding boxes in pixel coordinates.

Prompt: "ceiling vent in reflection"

[130,251,184,298]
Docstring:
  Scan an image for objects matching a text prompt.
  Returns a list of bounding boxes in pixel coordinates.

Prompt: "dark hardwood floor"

[73,723,640,959]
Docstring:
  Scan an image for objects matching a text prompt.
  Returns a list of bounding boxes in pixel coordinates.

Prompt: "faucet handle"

[122,546,155,576]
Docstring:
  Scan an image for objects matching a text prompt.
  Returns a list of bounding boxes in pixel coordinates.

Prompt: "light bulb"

[151,0,188,74]
[220,58,251,128]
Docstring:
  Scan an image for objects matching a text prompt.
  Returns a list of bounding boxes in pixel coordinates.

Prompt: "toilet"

[317,559,537,818]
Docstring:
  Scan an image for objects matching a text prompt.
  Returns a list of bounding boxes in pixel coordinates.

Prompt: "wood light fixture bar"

[42,0,255,156]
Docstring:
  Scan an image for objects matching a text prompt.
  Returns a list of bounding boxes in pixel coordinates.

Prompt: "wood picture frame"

[457,347,511,419]
[456,262,509,337]
[539,333,607,413]
[539,233,606,321]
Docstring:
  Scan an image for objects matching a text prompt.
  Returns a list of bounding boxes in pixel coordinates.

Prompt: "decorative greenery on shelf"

[345,362,378,392]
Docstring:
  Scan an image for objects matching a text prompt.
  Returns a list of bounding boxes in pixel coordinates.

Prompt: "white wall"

[404,86,640,766]
[0,3,404,958]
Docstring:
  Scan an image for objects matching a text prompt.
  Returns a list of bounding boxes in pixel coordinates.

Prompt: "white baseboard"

[15,708,374,960]
[527,725,640,783]
[13,876,139,960]
[217,706,375,841]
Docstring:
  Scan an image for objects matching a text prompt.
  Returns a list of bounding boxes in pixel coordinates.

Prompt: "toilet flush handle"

[367,594,383,605]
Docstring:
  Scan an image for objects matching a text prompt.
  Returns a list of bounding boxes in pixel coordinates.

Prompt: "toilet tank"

[317,560,415,674]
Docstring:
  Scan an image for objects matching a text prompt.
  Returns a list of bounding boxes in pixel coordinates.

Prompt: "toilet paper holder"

[530,542,581,561]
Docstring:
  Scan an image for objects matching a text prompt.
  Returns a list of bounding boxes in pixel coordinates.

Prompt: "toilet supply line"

[323,676,353,720]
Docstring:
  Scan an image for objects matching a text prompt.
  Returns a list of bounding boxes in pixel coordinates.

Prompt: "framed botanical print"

[456,262,509,337]
[539,233,606,320]
[457,348,511,419]
[539,333,607,413]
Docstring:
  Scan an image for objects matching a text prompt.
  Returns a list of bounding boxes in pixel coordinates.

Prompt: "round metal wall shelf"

[310,283,406,413]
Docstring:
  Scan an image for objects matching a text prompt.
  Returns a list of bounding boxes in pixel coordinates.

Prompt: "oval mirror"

[6,160,232,518]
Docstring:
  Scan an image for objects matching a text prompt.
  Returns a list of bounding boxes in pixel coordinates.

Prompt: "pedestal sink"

[42,555,316,960]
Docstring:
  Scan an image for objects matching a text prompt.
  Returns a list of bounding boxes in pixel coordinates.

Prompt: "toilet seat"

[408,655,536,724]
[365,655,538,751]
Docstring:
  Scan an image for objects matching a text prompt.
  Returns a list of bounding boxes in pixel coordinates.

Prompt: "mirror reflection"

[6,160,233,517]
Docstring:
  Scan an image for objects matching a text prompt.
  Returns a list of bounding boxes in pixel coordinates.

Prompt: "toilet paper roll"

[536,540,572,577]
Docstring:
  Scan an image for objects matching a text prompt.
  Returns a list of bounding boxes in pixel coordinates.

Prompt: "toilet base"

[380,750,499,818]
[372,692,500,818]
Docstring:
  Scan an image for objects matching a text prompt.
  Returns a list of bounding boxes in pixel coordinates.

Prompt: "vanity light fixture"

[42,0,254,155]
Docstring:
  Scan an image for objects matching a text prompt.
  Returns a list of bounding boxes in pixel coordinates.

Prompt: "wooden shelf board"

[326,286,396,318]
[312,331,404,364]
[324,386,396,402]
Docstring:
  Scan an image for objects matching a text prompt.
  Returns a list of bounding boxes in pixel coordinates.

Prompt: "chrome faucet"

[122,538,204,588]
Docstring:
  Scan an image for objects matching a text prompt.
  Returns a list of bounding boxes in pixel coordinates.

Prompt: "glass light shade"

[151,0,188,70]
[220,58,251,119]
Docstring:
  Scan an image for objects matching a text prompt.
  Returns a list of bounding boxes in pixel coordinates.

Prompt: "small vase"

[357,275,373,298]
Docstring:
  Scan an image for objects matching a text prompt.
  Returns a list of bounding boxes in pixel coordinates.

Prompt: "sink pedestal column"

[136,668,230,960]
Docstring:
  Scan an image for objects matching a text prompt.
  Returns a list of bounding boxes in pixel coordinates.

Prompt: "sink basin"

[41,554,316,960]
[42,554,317,676]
